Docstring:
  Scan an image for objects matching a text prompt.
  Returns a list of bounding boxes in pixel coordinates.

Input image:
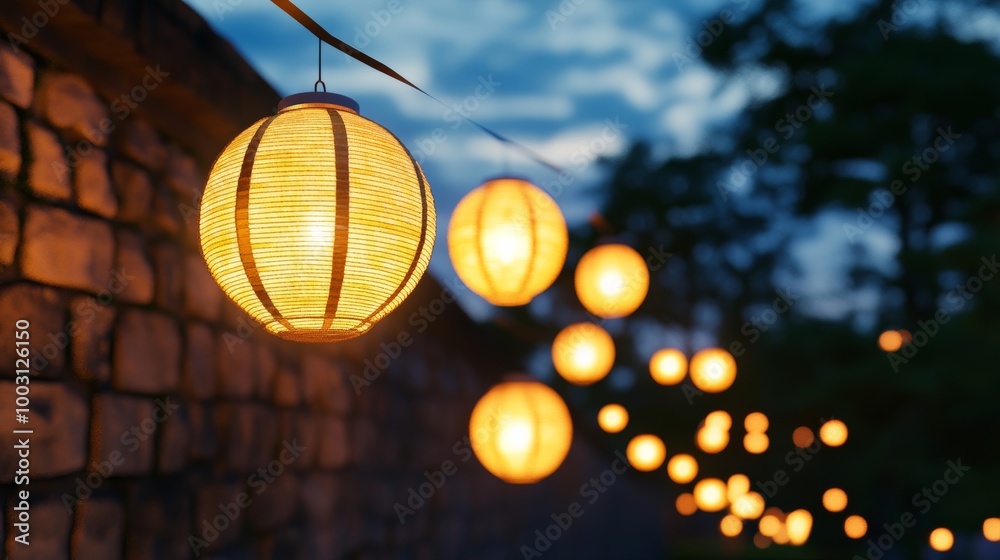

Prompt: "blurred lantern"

[551,323,615,385]
[786,510,813,545]
[697,425,730,454]
[822,488,848,512]
[676,493,697,516]
[773,524,790,545]
[759,514,782,537]
[200,92,435,342]
[744,432,769,454]
[689,348,737,393]
[985,518,1000,542]
[667,454,698,484]
[448,177,568,306]
[597,403,629,434]
[720,514,743,537]
[468,377,572,483]
[694,478,728,512]
[744,412,769,433]
[574,244,649,318]
[727,474,750,502]
[819,419,848,447]
[929,528,954,551]
[626,434,666,471]
[649,348,687,385]
[844,515,868,539]
[753,533,772,549]
[792,426,815,448]
[705,410,733,431]
[732,492,765,520]
[878,330,904,352]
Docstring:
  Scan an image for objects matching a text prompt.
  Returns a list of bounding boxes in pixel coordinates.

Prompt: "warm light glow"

[727,474,750,502]
[649,349,687,385]
[667,454,699,484]
[689,348,737,393]
[705,410,733,431]
[984,518,1000,542]
[200,93,436,342]
[551,323,615,385]
[732,492,765,520]
[694,478,728,512]
[878,329,904,352]
[819,419,848,447]
[449,177,568,306]
[574,244,649,318]
[744,412,769,433]
[773,524,789,545]
[697,426,730,454]
[469,378,572,483]
[744,432,769,454]
[786,509,813,545]
[676,493,697,516]
[929,528,954,551]
[720,514,743,537]
[792,426,815,448]
[822,488,848,512]
[626,434,667,472]
[597,404,629,434]
[753,533,771,549]
[759,515,782,537]
[844,515,868,539]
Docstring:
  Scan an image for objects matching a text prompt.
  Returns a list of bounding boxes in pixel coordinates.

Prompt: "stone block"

[316,416,350,469]
[26,122,71,200]
[184,252,222,321]
[0,283,67,377]
[0,382,88,481]
[13,499,72,558]
[114,230,154,304]
[273,367,300,408]
[158,400,191,473]
[111,161,152,224]
[116,119,167,171]
[90,393,160,476]
[215,329,257,399]
[21,204,114,293]
[0,101,20,179]
[188,402,217,461]
[300,472,341,523]
[0,199,17,266]
[72,498,125,560]
[68,295,116,383]
[113,309,180,394]
[34,72,109,146]
[0,43,34,109]
[302,355,350,414]
[150,242,183,310]
[246,469,299,531]
[182,322,215,400]
[75,149,117,218]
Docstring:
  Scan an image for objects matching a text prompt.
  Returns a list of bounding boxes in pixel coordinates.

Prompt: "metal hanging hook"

[314,37,326,92]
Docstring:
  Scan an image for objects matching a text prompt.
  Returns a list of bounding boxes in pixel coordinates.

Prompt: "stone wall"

[0,1,667,559]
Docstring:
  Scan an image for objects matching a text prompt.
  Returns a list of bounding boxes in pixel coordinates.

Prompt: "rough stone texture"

[34,72,109,146]
[183,322,215,400]
[165,142,204,199]
[73,498,125,560]
[21,205,114,293]
[69,295,116,383]
[91,393,156,476]
[158,399,191,473]
[114,230,155,304]
[150,242,184,310]
[184,252,223,321]
[113,309,181,394]
[75,149,118,218]
[124,480,193,559]
[13,499,72,559]
[193,482,246,550]
[0,382,88,481]
[187,402,217,461]
[0,101,20,179]
[152,187,183,236]
[117,119,167,171]
[111,161,153,224]
[0,199,18,267]
[0,44,34,109]
[26,122,72,200]
[0,283,67,376]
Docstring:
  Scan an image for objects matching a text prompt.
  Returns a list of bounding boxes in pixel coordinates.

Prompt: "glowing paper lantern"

[689,348,737,393]
[468,377,572,483]
[200,92,435,342]
[448,177,568,306]
[786,510,813,545]
[676,493,697,516]
[792,426,815,448]
[697,426,730,454]
[574,244,649,318]
[705,410,733,431]
[597,403,629,434]
[844,515,868,539]
[822,488,848,512]
[649,348,687,385]
[732,492,765,520]
[626,434,666,472]
[819,419,848,447]
[667,454,698,484]
[985,518,1000,542]
[694,478,728,512]
[744,432,769,454]
[720,514,743,537]
[744,412,769,433]
[759,514,782,537]
[929,528,954,551]
[551,323,615,385]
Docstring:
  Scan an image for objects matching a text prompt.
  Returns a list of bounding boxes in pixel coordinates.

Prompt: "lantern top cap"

[481,175,534,185]
[278,92,360,114]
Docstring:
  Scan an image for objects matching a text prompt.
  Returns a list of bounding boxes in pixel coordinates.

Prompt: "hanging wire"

[314,37,326,92]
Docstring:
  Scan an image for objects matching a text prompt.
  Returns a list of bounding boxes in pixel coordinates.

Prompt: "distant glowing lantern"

[597,403,629,433]
[694,478,728,512]
[753,533,772,549]
[727,474,750,502]
[551,323,615,385]
[697,426,730,454]
[689,348,737,393]
[985,518,1000,542]
[822,488,848,512]
[844,515,868,539]
[448,177,568,306]
[786,510,813,545]
[574,244,649,318]
[200,92,435,342]
[744,432,769,454]
[759,514,782,537]
[468,377,572,483]
[649,349,687,385]
[720,514,743,537]
[929,528,954,551]
[878,330,904,352]
[819,419,848,447]
[732,492,765,520]
[773,524,790,545]
[626,434,666,471]
[676,493,697,516]
[744,412,769,433]
[705,410,733,431]
[667,454,699,484]
[792,426,815,448]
